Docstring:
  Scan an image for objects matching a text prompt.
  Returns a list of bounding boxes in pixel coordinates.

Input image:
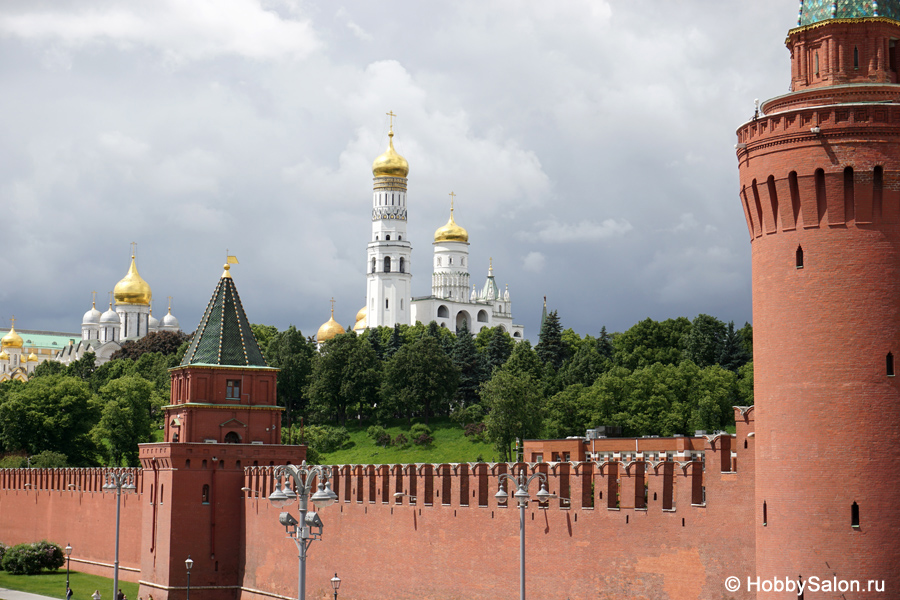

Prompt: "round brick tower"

[736,3,900,596]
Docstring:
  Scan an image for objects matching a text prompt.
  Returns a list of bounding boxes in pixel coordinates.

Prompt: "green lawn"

[317,418,498,465]
[0,570,139,600]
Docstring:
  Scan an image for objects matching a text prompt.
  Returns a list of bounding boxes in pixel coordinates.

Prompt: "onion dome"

[0,351,9,361]
[353,306,367,332]
[317,307,346,343]
[149,312,160,331]
[798,0,900,26]
[82,302,102,326]
[100,303,120,324]
[434,208,468,243]
[27,352,38,363]
[1,324,23,349]
[161,308,180,330]
[372,130,409,178]
[114,255,152,305]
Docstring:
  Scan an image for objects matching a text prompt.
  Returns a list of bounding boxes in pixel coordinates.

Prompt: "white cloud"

[523,252,546,273]
[526,218,633,243]
[0,0,320,63]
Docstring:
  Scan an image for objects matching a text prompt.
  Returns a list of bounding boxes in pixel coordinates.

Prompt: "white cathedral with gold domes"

[317,122,524,343]
[56,253,181,365]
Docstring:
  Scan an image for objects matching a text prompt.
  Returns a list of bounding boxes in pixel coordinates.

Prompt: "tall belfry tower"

[366,113,412,328]
[736,2,900,594]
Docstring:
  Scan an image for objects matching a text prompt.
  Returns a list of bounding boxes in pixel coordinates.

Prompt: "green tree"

[385,324,403,358]
[267,326,316,427]
[737,361,754,405]
[480,326,514,374]
[535,310,568,370]
[503,340,543,379]
[718,321,752,371]
[90,358,135,393]
[66,351,97,381]
[544,384,588,438]
[452,322,486,408]
[612,317,691,370]
[307,333,380,425]
[737,322,753,357]
[481,369,544,462]
[30,360,66,378]
[250,324,279,361]
[560,334,608,387]
[0,375,99,465]
[111,331,190,361]
[683,314,727,368]
[92,375,160,466]
[381,335,458,424]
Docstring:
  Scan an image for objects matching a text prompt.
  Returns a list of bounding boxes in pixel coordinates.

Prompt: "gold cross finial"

[386,110,396,131]
[330,297,336,317]
[91,291,97,308]
[9,316,14,329]
[130,242,137,258]
[449,191,456,213]
[489,257,494,275]
[168,296,173,313]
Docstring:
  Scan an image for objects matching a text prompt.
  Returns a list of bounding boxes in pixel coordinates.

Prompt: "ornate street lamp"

[102,472,136,600]
[268,462,338,600]
[495,471,553,600]
[65,543,73,591]
[185,556,193,600]
[330,573,340,600]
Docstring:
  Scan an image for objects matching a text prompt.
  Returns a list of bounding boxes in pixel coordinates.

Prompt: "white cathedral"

[317,124,524,344]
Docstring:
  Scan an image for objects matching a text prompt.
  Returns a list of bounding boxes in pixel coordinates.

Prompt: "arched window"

[887,353,894,376]
[398,235,402,240]
[449,257,453,265]
[437,305,450,318]
[437,257,441,267]
[202,484,210,504]
[796,246,804,269]
[763,501,767,526]
[224,431,241,444]
[399,257,405,273]
[386,234,391,241]
[851,501,860,528]
[371,257,376,273]
[814,51,819,76]
[384,257,391,272]
[854,46,859,69]
[477,309,489,323]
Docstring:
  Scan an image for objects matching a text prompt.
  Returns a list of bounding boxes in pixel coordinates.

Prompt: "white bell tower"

[366,113,412,328]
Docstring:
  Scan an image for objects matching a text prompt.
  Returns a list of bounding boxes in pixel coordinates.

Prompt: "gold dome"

[114,255,152,305]
[0,351,8,360]
[316,309,346,343]
[1,324,23,349]
[372,131,409,178]
[353,306,367,332]
[27,352,38,363]
[434,209,469,243]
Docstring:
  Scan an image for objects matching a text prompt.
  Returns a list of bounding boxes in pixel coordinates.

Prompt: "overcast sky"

[0,1,793,341]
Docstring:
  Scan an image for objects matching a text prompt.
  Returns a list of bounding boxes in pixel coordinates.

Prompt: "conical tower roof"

[180,263,268,367]
[798,0,900,26]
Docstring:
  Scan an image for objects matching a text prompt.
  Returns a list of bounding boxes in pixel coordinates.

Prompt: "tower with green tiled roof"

[163,260,282,445]
[798,0,900,26]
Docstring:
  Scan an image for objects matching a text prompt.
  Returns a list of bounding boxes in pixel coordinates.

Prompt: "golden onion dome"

[316,309,346,343]
[372,131,409,178]
[434,209,469,243]
[1,325,23,349]
[114,255,152,305]
[0,351,8,360]
[353,306,367,332]
[27,352,38,363]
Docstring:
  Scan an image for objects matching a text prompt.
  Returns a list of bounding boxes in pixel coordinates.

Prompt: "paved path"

[0,588,60,600]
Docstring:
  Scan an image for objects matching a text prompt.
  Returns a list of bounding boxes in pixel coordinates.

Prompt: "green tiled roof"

[180,273,268,367]
[798,0,900,26]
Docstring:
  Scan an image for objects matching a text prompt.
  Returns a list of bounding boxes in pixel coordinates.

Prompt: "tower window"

[202,484,210,504]
[854,46,859,69]
[398,235,402,240]
[437,257,441,267]
[851,502,860,528]
[226,380,240,400]
[386,234,390,241]
[371,257,376,273]
[385,299,389,309]
[399,257,405,273]
[814,51,819,76]
[888,353,894,377]
[449,257,453,265]
[384,257,391,272]
[763,501,767,526]
[796,246,804,269]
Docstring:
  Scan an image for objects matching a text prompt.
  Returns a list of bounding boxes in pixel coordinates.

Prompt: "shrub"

[412,433,434,446]
[366,425,391,447]
[409,423,432,438]
[464,422,487,442]
[30,451,68,469]
[0,455,27,469]
[391,433,408,447]
[2,541,64,575]
[0,542,7,569]
[303,425,351,454]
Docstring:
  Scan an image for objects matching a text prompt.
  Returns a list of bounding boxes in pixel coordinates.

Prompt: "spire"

[541,296,548,329]
[180,262,267,367]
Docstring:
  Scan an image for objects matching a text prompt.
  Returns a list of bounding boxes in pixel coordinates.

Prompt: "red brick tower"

[138,262,304,600]
[736,3,900,596]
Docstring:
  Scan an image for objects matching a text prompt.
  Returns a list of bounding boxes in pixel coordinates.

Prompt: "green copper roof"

[180,273,268,367]
[798,0,900,26]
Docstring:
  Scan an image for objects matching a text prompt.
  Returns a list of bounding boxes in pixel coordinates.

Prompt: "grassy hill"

[315,418,498,465]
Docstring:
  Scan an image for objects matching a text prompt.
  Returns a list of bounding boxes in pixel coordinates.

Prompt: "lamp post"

[268,462,338,600]
[65,543,72,591]
[185,556,193,600]
[101,472,136,600]
[495,471,552,600]
[330,573,340,600]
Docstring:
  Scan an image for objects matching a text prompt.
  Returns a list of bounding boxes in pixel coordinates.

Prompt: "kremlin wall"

[3,3,900,599]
